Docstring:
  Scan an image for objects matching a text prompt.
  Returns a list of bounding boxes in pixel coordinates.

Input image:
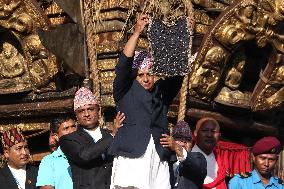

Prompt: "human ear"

[3,148,10,159]
[194,130,198,137]
[54,134,59,142]
[252,154,256,164]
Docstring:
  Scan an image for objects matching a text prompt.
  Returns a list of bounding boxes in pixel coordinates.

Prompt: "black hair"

[131,68,138,78]
[50,115,74,134]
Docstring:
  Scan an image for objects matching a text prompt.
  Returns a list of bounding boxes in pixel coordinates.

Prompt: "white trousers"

[110,136,171,189]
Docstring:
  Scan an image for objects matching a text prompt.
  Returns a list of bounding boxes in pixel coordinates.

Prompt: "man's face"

[75,104,99,130]
[175,139,192,152]
[195,122,220,154]
[4,141,30,169]
[57,119,77,138]
[136,69,155,90]
[253,154,278,176]
[49,133,58,152]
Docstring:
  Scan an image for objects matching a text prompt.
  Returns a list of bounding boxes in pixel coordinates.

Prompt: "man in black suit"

[60,87,122,189]
[0,128,38,189]
[161,121,207,189]
[108,15,184,189]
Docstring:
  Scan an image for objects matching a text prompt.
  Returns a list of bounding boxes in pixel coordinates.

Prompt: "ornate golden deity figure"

[0,42,25,79]
[0,0,58,94]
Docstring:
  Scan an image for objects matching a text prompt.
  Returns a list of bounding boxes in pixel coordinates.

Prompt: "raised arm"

[123,15,149,57]
[113,15,149,102]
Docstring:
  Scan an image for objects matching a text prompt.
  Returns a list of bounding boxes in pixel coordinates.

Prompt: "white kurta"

[110,136,171,189]
[191,145,218,189]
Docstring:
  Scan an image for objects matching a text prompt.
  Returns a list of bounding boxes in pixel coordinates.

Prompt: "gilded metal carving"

[101,94,115,107]
[100,0,131,9]
[0,0,58,94]
[43,1,66,25]
[189,0,284,111]
[0,122,49,132]
[190,46,227,98]
[254,60,284,111]
[97,59,117,71]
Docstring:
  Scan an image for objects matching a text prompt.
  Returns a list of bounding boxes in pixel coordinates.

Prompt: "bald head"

[194,117,220,155]
[195,117,220,133]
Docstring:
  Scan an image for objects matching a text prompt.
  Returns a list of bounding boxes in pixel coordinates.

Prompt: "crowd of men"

[0,15,283,189]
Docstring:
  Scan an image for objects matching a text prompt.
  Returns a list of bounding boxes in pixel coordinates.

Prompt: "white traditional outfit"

[111,136,170,189]
[191,145,218,189]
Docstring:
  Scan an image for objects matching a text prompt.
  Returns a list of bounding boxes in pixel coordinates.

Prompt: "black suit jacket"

[0,164,38,189]
[176,152,207,189]
[109,53,183,160]
[59,126,113,189]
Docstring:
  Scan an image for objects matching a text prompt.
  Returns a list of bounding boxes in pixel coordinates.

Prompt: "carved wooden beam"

[187,108,279,136]
[0,98,73,118]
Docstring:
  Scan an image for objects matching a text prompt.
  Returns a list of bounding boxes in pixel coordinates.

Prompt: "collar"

[252,169,278,187]
[83,127,102,142]
[52,147,66,158]
[192,144,215,157]
[8,165,26,172]
[252,169,262,184]
[8,164,26,189]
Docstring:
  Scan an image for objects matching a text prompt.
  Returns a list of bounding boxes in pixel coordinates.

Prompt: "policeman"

[228,136,283,189]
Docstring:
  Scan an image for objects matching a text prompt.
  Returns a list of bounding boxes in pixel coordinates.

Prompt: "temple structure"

[0,0,283,178]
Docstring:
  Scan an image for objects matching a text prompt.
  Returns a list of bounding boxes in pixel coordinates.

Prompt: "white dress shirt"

[191,145,218,189]
[83,127,102,142]
[84,127,105,159]
[8,165,26,189]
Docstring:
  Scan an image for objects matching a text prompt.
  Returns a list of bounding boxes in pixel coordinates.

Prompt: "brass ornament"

[97,59,117,71]
[0,0,58,94]
[189,0,284,111]
[190,45,228,98]
[0,122,49,132]
[101,94,115,107]
[253,64,284,111]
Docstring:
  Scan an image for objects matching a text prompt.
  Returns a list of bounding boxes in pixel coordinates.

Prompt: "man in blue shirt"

[228,136,283,189]
[36,115,77,189]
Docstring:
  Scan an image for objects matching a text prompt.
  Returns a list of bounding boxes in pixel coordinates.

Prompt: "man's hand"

[112,111,125,136]
[160,134,175,151]
[160,134,184,158]
[123,14,150,57]
[133,14,150,36]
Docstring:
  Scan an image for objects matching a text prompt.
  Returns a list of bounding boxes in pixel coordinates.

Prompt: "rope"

[25,129,49,138]
[83,0,106,126]
[177,1,194,121]
[177,75,189,121]
[83,0,101,99]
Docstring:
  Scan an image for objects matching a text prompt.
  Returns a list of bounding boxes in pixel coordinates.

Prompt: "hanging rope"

[83,0,100,99]
[26,129,49,139]
[178,75,189,121]
[83,0,108,127]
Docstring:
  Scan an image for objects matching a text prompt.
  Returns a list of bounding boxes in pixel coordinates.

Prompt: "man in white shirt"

[59,87,123,189]
[0,127,38,189]
[191,117,227,189]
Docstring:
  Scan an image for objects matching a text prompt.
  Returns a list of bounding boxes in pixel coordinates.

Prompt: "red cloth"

[202,141,251,189]
[216,141,251,176]
[203,150,227,189]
